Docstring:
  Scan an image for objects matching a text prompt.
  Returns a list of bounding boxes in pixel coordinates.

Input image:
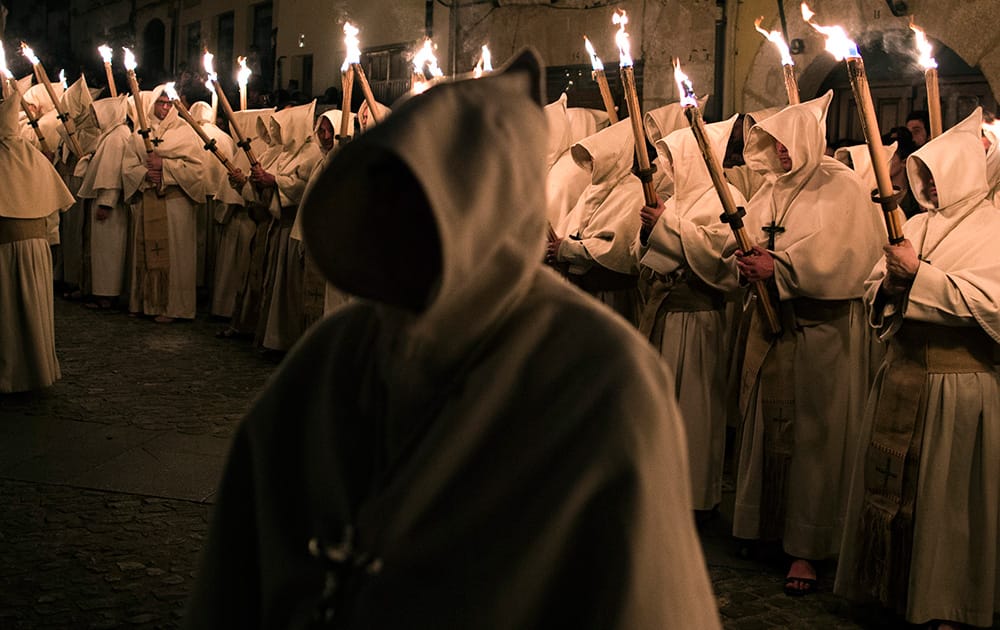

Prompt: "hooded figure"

[242,100,323,352]
[836,108,1000,628]
[549,104,683,325]
[730,91,885,595]
[52,76,101,295]
[543,93,588,227]
[220,107,280,337]
[632,115,745,511]
[77,95,132,304]
[185,50,721,630]
[122,84,205,321]
[0,84,75,392]
[291,107,356,326]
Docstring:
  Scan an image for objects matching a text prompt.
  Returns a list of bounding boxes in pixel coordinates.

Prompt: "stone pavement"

[0,298,976,628]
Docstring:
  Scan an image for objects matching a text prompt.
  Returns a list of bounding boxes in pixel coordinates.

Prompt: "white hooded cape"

[837,108,1000,627]
[0,87,74,219]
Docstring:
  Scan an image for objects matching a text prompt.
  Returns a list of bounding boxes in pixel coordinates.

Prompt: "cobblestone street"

[0,299,967,628]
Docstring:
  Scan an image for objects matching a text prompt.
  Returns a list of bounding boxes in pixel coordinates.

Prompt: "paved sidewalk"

[0,298,974,628]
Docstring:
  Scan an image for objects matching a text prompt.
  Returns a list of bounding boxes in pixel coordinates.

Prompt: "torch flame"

[583,36,604,71]
[0,41,12,79]
[673,58,698,108]
[237,56,251,87]
[342,22,361,71]
[20,42,40,66]
[473,45,492,78]
[910,20,938,70]
[98,44,113,64]
[202,50,217,82]
[59,69,67,89]
[800,3,860,61]
[613,9,632,67]
[123,47,137,71]
[164,81,179,101]
[412,38,444,78]
[754,16,794,66]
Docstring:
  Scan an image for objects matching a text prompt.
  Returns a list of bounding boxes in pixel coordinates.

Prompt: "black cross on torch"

[762,223,785,250]
[150,241,164,256]
[875,455,899,492]
[308,526,382,627]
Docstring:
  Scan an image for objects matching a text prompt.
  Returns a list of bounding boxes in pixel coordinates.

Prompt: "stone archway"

[740,2,1000,117]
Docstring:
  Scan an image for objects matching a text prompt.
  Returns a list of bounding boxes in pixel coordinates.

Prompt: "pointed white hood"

[0,85,75,218]
[872,107,1000,342]
[741,91,885,299]
[640,115,744,290]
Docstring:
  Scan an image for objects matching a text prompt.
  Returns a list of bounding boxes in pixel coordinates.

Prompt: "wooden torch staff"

[783,65,800,105]
[683,102,783,336]
[338,65,355,145]
[22,45,84,157]
[351,62,382,125]
[4,79,53,153]
[925,66,942,139]
[208,78,259,168]
[845,56,905,244]
[124,70,154,154]
[20,98,53,154]
[619,63,658,223]
[594,69,619,124]
[164,85,239,176]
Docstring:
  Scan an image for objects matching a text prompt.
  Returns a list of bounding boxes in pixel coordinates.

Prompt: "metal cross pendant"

[762,223,785,250]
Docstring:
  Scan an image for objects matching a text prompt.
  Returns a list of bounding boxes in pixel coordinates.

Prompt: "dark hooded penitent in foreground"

[183,49,721,629]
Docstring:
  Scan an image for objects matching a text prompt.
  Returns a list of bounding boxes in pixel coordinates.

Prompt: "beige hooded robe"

[78,95,131,297]
[633,115,745,510]
[731,91,885,559]
[122,85,205,318]
[254,101,323,351]
[554,105,684,324]
[836,108,1000,627]
[185,50,721,630]
[0,85,75,392]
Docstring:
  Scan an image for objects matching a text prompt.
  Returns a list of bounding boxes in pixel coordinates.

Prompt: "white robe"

[836,109,1000,627]
[78,96,132,297]
[634,116,745,510]
[731,92,885,559]
[123,87,205,319]
[253,101,322,350]
[0,87,75,393]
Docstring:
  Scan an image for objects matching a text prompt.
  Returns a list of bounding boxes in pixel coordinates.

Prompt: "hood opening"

[310,148,442,313]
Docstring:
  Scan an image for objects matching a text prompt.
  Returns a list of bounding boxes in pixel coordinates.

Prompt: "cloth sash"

[0,217,47,244]
[637,269,724,338]
[856,321,995,611]
[740,295,852,540]
[140,186,182,313]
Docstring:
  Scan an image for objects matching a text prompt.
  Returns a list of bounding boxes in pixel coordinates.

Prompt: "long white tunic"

[634,116,745,510]
[731,92,885,559]
[836,108,1000,627]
